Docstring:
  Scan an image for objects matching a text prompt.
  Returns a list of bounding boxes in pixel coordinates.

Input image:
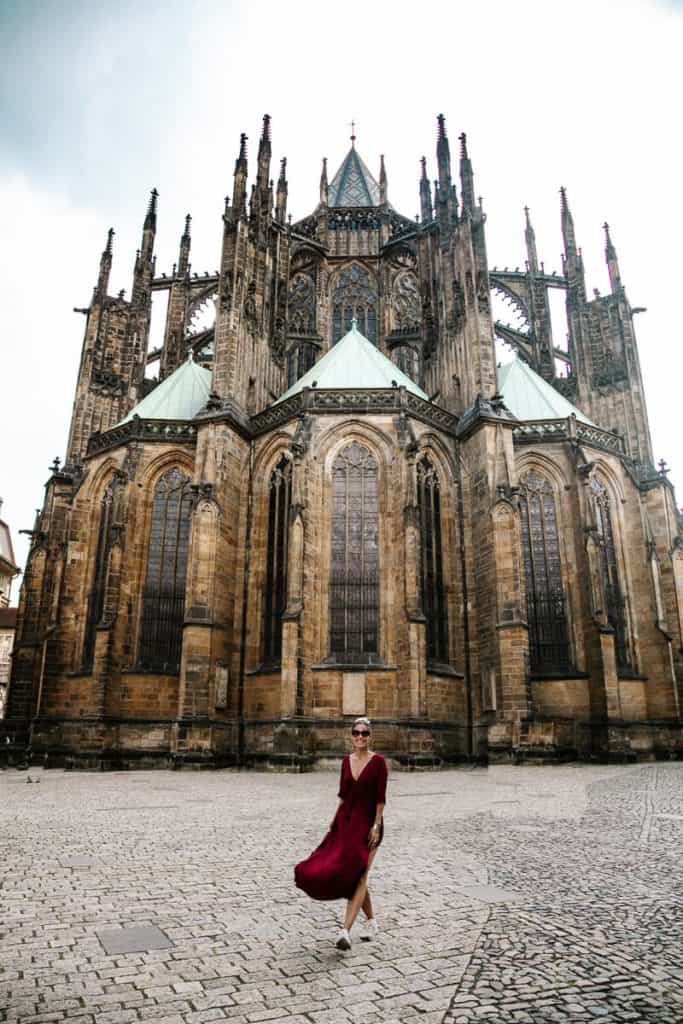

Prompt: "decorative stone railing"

[512,416,625,454]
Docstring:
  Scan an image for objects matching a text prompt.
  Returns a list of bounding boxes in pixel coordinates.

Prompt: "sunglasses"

[352,729,370,737]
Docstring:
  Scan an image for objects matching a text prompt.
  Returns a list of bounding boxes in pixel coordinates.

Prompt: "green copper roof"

[328,145,380,207]
[276,321,428,404]
[119,357,212,424]
[498,357,594,425]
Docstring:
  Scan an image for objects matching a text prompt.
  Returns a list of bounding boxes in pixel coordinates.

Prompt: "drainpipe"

[455,438,474,761]
[237,439,255,766]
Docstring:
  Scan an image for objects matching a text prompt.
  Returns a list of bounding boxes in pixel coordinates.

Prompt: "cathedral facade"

[3,114,682,767]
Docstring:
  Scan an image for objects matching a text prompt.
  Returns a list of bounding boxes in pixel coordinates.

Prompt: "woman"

[295,717,387,950]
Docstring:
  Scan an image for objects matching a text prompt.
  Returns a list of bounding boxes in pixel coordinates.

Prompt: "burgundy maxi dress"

[295,753,388,901]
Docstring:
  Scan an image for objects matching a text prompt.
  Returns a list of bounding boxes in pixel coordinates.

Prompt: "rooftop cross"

[348,119,357,146]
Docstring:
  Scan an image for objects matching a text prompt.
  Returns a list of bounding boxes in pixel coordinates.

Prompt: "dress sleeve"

[337,756,348,799]
[374,755,388,805]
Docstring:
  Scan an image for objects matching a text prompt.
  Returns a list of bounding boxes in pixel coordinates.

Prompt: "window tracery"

[591,478,631,670]
[393,345,421,383]
[329,442,379,661]
[287,273,316,335]
[262,455,292,665]
[417,457,449,663]
[138,468,192,673]
[332,264,377,345]
[287,342,316,387]
[519,470,571,673]
[83,475,121,669]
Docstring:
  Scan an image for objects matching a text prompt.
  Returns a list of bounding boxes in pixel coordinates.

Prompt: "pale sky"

[1,0,681,575]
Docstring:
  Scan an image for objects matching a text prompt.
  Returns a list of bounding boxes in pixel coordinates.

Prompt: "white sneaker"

[359,918,378,942]
[335,927,352,951]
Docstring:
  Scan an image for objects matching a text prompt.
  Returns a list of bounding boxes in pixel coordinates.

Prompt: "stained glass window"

[138,468,192,673]
[332,264,377,345]
[83,476,120,669]
[591,479,631,670]
[329,442,379,661]
[519,471,571,673]
[263,455,292,665]
[417,457,448,663]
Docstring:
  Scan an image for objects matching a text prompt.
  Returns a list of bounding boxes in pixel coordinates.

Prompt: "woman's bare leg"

[361,888,374,920]
[343,850,377,931]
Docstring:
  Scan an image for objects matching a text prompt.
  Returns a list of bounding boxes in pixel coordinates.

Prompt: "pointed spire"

[256,113,272,190]
[419,156,433,222]
[276,157,288,224]
[95,227,114,299]
[178,214,191,275]
[459,133,475,215]
[144,188,158,232]
[379,154,388,205]
[604,221,622,293]
[320,156,329,206]
[560,186,576,255]
[436,113,452,193]
[524,206,538,271]
[232,133,248,220]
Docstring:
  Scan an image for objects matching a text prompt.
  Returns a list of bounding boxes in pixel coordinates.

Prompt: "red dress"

[295,753,388,901]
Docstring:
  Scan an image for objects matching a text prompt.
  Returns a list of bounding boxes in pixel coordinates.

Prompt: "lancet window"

[138,468,192,673]
[332,264,377,345]
[83,475,121,669]
[417,457,449,663]
[329,442,379,661]
[262,455,292,665]
[519,470,571,674]
[591,479,631,670]
[393,345,421,384]
[287,342,316,387]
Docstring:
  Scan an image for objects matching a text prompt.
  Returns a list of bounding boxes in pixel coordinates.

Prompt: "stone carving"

[287,273,316,335]
[392,272,422,332]
[244,281,258,336]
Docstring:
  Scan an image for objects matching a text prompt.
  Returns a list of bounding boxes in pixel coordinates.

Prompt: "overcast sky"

[1,0,681,575]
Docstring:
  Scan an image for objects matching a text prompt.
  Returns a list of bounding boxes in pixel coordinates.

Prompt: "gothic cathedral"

[4,115,682,767]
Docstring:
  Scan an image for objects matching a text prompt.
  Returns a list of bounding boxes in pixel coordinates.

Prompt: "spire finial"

[262,114,271,142]
[560,185,568,212]
[420,156,427,179]
[349,119,357,146]
[459,132,468,159]
[105,227,114,254]
[603,221,611,244]
[237,132,248,166]
[278,156,287,182]
[437,113,446,140]
[524,206,531,227]
[183,213,191,237]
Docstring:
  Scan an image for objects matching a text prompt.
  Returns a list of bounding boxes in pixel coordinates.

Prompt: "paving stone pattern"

[1,763,682,1024]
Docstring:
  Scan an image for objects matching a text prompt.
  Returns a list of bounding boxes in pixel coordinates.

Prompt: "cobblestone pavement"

[1,761,682,1024]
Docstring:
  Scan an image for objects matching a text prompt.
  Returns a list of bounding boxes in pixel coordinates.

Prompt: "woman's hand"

[368,823,381,849]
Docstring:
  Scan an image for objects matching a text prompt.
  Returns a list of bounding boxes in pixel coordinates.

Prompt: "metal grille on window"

[138,468,192,673]
[519,471,571,674]
[329,442,379,661]
[591,479,631,670]
[417,457,448,663]
[263,455,292,665]
[82,476,120,670]
[332,264,377,345]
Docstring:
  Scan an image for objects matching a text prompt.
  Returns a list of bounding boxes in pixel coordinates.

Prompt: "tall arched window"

[591,478,631,670]
[138,468,192,673]
[263,455,292,665]
[332,265,377,345]
[329,442,379,661]
[519,470,571,673]
[83,475,121,670]
[417,457,448,663]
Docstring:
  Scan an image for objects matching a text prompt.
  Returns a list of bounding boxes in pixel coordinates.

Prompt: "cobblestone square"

[1,762,682,1024]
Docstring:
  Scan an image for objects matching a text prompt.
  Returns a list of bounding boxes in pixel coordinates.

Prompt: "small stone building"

[3,115,682,767]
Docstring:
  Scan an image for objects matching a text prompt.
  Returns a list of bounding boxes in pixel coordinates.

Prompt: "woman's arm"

[368,802,385,848]
[330,798,343,830]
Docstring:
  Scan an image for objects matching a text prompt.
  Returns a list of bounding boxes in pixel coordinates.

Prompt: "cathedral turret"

[379,154,388,205]
[319,157,329,206]
[524,206,538,272]
[604,222,622,294]
[419,157,433,222]
[276,158,288,224]
[178,214,191,276]
[256,114,272,191]
[232,133,248,221]
[560,187,586,303]
[132,188,157,307]
[94,228,114,301]
[435,114,457,231]
[459,133,475,217]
